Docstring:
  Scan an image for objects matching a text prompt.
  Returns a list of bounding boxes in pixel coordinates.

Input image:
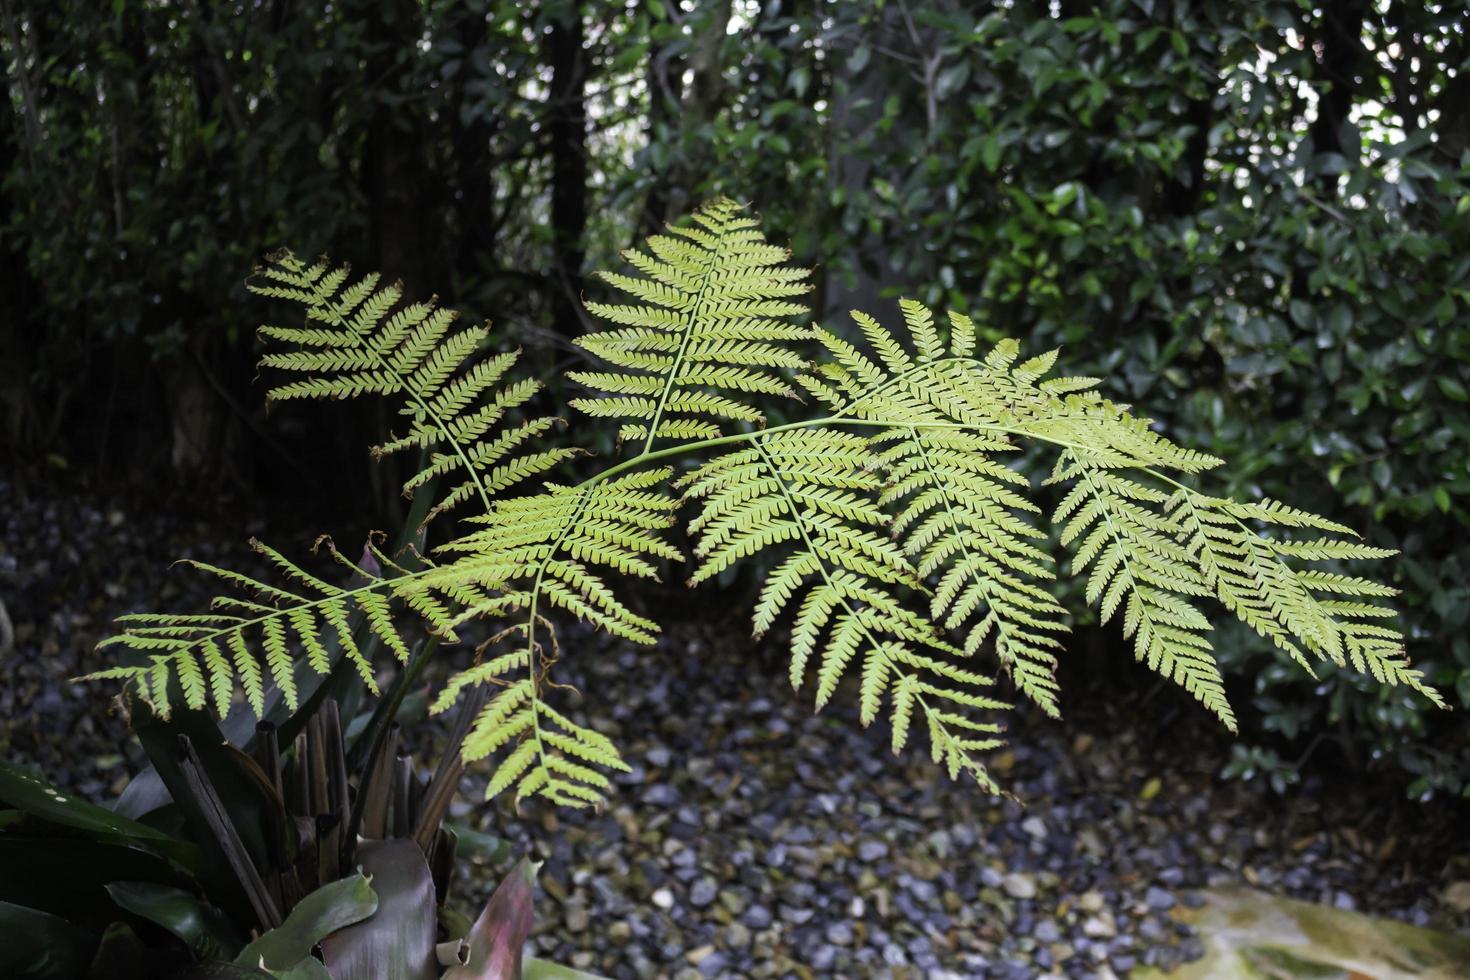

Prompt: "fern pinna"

[87,199,1443,810]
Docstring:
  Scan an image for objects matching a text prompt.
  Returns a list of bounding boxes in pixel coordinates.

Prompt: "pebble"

[825,920,856,945]
[742,904,772,929]
[565,903,589,932]
[1146,885,1177,910]
[1003,872,1038,900]
[689,879,717,909]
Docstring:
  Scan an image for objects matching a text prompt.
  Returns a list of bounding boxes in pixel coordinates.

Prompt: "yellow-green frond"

[83,538,489,720]
[571,198,814,452]
[679,427,1007,792]
[251,251,570,522]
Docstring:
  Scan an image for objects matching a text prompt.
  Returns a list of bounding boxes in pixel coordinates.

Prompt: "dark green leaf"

[235,874,377,973]
[0,901,96,980]
[106,881,242,960]
[0,759,196,868]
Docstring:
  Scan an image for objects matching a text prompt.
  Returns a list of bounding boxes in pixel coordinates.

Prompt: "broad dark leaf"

[318,840,437,980]
[106,881,242,960]
[234,874,376,973]
[0,900,96,980]
[0,759,198,869]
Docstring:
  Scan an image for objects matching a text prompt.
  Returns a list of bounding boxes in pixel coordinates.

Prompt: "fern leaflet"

[250,250,575,521]
[569,197,813,452]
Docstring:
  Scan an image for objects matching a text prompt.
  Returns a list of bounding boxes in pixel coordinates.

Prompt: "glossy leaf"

[318,840,437,980]
[443,857,539,980]
[234,874,377,973]
[106,880,242,960]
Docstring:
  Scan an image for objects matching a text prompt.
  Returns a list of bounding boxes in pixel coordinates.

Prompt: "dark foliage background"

[3,0,1468,798]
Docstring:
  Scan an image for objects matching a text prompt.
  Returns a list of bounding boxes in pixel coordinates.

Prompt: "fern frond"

[791,298,1435,729]
[85,538,497,720]
[1051,452,1234,729]
[432,468,680,808]
[877,427,1069,717]
[250,251,570,522]
[88,204,1441,818]
[570,198,814,453]
[679,428,1009,791]
[1170,490,1440,704]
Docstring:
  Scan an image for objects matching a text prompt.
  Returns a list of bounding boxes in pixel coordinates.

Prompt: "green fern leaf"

[249,251,567,523]
[680,427,1008,790]
[433,467,680,808]
[571,198,813,453]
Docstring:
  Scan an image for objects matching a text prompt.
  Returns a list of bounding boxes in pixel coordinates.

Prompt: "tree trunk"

[546,6,588,340]
[359,0,429,523]
[1308,0,1369,194]
[639,0,682,238]
[451,2,498,293]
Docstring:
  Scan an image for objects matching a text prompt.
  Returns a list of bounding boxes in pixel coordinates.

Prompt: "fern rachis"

[88,198,1443,813]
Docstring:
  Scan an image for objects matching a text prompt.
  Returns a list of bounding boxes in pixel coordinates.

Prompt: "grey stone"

[1002,873,1037,900]
[825,920,855,945]
[642,784,679,807]
[689,879,718,909]
[742,904,773,929]
[1145,885,1176,910]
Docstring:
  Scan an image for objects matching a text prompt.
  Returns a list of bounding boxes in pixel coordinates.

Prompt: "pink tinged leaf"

[442,856,540,980]
[358,546,382,580]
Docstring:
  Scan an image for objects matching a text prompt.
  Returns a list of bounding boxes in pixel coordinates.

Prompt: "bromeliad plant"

[89,196,1441,811]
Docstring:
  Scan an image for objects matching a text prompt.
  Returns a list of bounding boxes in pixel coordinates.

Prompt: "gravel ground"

[3,475,1468,979]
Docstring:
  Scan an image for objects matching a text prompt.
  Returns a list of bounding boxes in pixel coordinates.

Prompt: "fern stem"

[517,488,595,780]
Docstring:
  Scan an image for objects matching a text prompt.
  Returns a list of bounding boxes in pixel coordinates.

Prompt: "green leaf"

[1288,299,1315,329]
[1436,376,1468,402]
[0,758,196,867]
[0,836,191,921]
[0,901,96,980]
[236,874,377,973]
[319,840,437,980]
[981,134,1003,173]
[107,881,242,959]
[446,822,514,864]
[525,959,611,980]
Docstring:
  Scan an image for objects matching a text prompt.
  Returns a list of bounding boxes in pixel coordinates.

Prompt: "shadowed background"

[2,0,1469,802]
